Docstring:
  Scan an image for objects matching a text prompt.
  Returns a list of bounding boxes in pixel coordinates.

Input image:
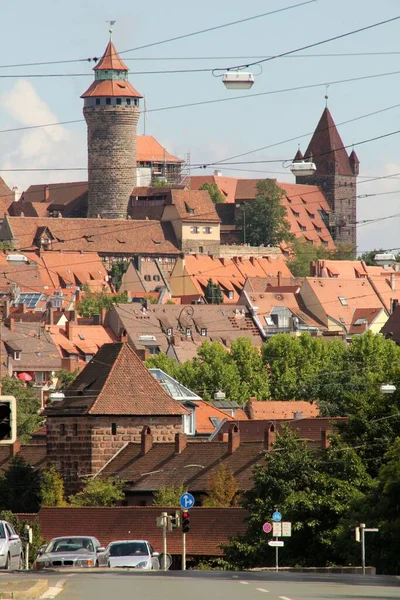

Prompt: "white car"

[0,520,23,570]
[103,540,160,569]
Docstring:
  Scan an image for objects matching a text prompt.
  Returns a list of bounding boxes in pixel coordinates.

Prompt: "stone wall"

[46,415,183,494]
[84,105,140,219]
[220,245,281,259]
[181,239,220,256]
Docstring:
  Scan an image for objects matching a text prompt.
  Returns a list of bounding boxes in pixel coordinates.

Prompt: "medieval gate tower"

[81,40,142,218]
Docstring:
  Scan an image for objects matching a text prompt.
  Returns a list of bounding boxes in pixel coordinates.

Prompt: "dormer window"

[201,328,207,336]
[186,328,191,337]
[14,351,20,361]
[338,296,348,306]
[228,291,234,300]
[167,328,173,336]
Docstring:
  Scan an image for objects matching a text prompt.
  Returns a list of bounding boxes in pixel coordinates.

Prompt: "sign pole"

[162,512,168,572]
[360,523,365,576]
[275,537,279,572]
[182,530,186,571]
[25,542,29,571]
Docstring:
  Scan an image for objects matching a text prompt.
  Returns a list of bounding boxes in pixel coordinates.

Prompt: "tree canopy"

[237,180,292,247]
[69,477,125,507]
[77,289,129,317]
[153,484,187,507]
[199,182,225,204]
[1,376,42,443]
[205,279,223,304]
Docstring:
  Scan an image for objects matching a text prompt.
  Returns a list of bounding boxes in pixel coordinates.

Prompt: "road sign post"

[359,523,379,575]
[162,512,168,571]
[180,494,194,571]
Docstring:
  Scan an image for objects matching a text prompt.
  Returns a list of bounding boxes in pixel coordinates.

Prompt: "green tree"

[0,456,42,513]
[40,466,66,507]
[203,464,238,507]
[205,279,223,304]
[1,376,42,443]
[199,182,225,204]
[145,353,181,379]
[287,238,331,277]
[224,429,369,569]
[153,484,187,507]
[109,261,128,291]
[55,369,78,390]
[152,178,171,187]
[0,510,43,566]
[77,289,129,317]
[69,477,125,507]
[237,180,292,247]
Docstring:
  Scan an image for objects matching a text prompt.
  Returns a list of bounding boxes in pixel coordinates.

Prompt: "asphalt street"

[53,571,400,600]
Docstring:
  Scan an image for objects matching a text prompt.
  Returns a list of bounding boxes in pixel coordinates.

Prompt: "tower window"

[126,99,131,106]
[106,98,111,105]
[111,423,117,435]
[95,98,101,106]
[116,98,121,105]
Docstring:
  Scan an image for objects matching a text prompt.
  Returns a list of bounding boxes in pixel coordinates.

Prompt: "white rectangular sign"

[268,540,284,547]
[281,522,292,537]
[272,522,282,536]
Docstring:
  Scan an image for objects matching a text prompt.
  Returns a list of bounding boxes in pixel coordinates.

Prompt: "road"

[51,570,399,600]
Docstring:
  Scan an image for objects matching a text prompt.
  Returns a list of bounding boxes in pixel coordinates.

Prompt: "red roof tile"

[81,79,142,99]
[136,136,183,164]
[247,399,320,420]
[93,41,129,71]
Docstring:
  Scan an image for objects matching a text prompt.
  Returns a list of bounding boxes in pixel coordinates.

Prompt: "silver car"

[34,536,104,569]
[0,520,23,570]
[102,540,160,569]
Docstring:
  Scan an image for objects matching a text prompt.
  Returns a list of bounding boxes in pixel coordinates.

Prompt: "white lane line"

[239,580,249,584]
[256,588,270,593]
[40,578,66,599]
[279,596,293,600]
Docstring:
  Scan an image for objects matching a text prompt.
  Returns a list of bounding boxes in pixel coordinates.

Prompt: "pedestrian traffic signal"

[182,510,190,533]
[0,396,16,444]
[168,511,180,532]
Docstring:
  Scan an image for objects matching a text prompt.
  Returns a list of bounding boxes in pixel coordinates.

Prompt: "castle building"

[81,40,142,219]
[294,107,359,250]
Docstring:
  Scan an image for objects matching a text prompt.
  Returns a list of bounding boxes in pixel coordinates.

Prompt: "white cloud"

[0,80,86,193]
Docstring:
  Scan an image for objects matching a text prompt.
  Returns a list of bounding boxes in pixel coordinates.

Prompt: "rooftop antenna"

[325,84,330,107]
[107,20,116,40]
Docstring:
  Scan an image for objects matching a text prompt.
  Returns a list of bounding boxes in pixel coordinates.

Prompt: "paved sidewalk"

[0,579,48,599]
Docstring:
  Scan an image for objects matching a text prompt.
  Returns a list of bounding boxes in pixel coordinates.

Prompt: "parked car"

[34,536,104,569]
[0,520,23,570]
[101,540,160,569]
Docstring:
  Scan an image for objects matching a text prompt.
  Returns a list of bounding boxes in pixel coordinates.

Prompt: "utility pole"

[162,512,168,571]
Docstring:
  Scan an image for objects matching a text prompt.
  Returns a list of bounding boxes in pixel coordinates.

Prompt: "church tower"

[295,107,359,250]
[81,40,142,218]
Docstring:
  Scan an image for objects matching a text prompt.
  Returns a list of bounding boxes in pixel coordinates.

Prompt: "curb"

[0,579,48,599]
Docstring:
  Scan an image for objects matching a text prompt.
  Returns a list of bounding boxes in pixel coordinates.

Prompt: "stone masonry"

[47,415,183,494]
[84,105,140,219]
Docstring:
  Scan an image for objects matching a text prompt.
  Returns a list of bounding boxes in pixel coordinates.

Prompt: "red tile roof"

[192,400,234,434]
[93,41,129,71]
[44,342,188,416]
[35,507,248,555]
[246,399,320,420]
[81,79,142,99]
[136,136,184,164]
[170,189,220,223]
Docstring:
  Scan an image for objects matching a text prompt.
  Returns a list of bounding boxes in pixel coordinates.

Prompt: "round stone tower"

[81,41,142,218]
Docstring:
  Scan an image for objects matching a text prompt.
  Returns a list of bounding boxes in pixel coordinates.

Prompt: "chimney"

[390,273,396,291]
[92,313,101,326]
[140,426,153,455]
[321,430,329,449]
[9,317,15,333]
[174,432,187,454]
[18,302,26,314]
[10,440,20,457]
[120,328,128,343]
[100,306,107,326]
[75,288,81,303]
[264,425,276,452]
[12,186,19,202]
[228,424,240,454]
[44,185,50,202]
[220,432,229,442]
[47,306,54,326]
[2,300,10,319]
[392,299,399,313]
[65,321,75,341]
[277,271,282,287]
[69,310,76,322]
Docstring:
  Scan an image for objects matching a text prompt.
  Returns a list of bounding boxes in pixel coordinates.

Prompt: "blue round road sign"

[272,511,282,522]
[180,493,195,509]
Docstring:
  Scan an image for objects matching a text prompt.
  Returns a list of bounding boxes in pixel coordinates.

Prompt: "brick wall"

[84,105,140,219]
[46,415,183,494]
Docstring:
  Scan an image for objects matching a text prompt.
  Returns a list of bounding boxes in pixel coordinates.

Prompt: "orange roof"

[244,290,324,330]
[303,277,384,331]
[190,175,238,203]
[93,41,129,72]
[81,79,142,98]
[247,399,320,420]
[136,136,183,163]
[48,324,117,361]
[234,256,292,279]
[192,400,234,434]
[183,255,245,304]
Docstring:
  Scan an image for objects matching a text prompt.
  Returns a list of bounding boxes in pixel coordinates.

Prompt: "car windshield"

[109,542,148,557]
[47,538,95,553]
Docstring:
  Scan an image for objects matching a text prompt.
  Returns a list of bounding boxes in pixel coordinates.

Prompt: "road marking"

[256,588,270,593]
[40,578,66,599]
[239,580,249,584]
[279,597,293,600]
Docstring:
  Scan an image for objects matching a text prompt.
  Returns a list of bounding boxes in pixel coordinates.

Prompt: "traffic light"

[168,511,180,532]
[182,510,190,534]
[0,396,16,445]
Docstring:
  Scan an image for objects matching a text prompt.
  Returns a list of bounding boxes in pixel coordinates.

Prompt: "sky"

[0,0,400,254]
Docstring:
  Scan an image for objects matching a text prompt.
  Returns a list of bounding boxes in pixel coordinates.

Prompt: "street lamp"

[380,384,396,394]
[222,71,255,90]
[214,390,226,401]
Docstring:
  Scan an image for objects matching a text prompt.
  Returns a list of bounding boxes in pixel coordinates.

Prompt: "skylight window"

[338,296,348,306]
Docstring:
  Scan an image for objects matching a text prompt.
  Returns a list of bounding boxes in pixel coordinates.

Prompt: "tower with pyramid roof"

[294,107,359,250]
[81,40,142,218]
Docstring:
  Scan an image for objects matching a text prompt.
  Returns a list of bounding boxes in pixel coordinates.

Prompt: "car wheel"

[4,554,10,571]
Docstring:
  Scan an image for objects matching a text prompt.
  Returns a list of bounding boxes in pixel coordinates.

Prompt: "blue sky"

[1,0,400,253]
